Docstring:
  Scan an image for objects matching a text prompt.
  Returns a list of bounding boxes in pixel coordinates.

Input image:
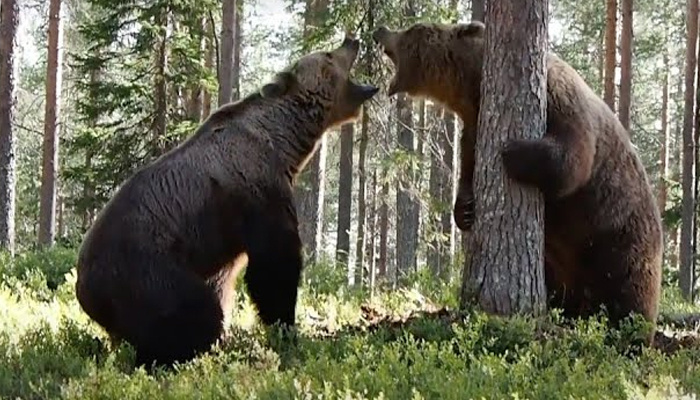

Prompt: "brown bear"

[373,21,663,331]
[75,36,378,368]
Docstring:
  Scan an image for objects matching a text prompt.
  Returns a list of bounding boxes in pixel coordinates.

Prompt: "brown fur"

[75,37,378,368]
[373,22,663,332]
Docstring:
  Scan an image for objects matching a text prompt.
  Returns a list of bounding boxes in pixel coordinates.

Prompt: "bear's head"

[372,21,485,112]
[260,35,378,128]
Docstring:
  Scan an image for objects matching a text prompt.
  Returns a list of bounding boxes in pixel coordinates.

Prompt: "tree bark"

[355,107,370,284]
[39,0,63,247]
[603,0,617,111]
[679,0,698,301]
[232,0,242,101]
[203,18,214,118]
[442,111,456,273]
[336,122,354,268]
[618,0,633,131]
[658,50,670,213]
[0,0,18,255]
[396,93,417,278]
[218,0,236,106]
[427,105,444,275]
[472,0,485,21]
[152,9,168,156]
[378,165,389,279]
[461,0,548,315]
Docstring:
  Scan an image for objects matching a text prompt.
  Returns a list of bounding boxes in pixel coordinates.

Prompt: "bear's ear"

[260,71,296,99]
[456,21,485,37]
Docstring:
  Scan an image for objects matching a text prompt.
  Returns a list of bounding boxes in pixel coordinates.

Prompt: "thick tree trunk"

[218,0,236,106]
[355,107,370,283]
[679,0,698,301]
[39,0,63,248]
[336,122,354,268]
[472,0,485,21]
[396,93,417,278]
[618,0,633,130]
[461,0,548,315]
[603,0,617,111]
[0,0,18,255]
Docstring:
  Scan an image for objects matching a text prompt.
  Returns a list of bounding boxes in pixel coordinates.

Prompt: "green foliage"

[0,249,699,399]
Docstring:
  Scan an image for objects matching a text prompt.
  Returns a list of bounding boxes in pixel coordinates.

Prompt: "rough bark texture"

[378,165,389,279]
[396,93,417,278]
[218,0,236,106]
[603,0,617,111]
[679,0,698,301]
[336,122,354,267]
[461,0,548,315]
[0,0,18,255]
[39,0,63,247]
[658,51,670,213]
[427,106,443,275]
[355,106,370,284]
[472,0,485,21]
[618,0,633,130]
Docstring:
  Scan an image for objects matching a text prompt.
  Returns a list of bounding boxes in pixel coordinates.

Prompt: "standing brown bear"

[373,22,663,330]
[76,36,378,368]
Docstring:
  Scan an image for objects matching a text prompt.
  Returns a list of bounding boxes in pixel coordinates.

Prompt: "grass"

[0,247,699,399]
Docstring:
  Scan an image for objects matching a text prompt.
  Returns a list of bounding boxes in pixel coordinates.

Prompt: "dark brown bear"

[373,21,663,331]
[75,36,378,368]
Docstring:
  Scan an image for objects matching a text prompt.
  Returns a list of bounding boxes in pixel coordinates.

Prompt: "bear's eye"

[324,52,333,59]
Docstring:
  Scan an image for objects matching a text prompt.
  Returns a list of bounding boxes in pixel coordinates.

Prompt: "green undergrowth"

[0,249,699,399]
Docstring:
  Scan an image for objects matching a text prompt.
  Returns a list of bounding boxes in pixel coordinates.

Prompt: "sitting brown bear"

[373,21,663,330]
[75,36,378,368]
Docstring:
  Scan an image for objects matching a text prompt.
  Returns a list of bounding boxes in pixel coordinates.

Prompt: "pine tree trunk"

[367,168,378,289]
[679,0,698,301]
[336,122,354,268]
[658,51,670,213]
[603,0,617,111]
[153,9,168,156]
[396,93,417,278]
[203,18,214,118]
[378,166,389,279]
[442,111,456,273]
[0,0,18,255]
[472,0,485,21]
[618,0,633,130]
[355,107,370,283]
[218,0,236,106]
[427,105,442,275]
[39,0,63,248]
[232,0,242,101]
[461,0,548,315]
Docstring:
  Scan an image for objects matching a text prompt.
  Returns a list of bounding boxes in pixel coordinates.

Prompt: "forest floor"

[1,248,700,399]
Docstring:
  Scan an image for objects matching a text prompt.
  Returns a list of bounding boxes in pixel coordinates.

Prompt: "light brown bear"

[373,21,663,331]
[76,36,378,368]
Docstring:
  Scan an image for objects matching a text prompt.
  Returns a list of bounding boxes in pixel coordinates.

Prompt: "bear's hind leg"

[121,263,225,369]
